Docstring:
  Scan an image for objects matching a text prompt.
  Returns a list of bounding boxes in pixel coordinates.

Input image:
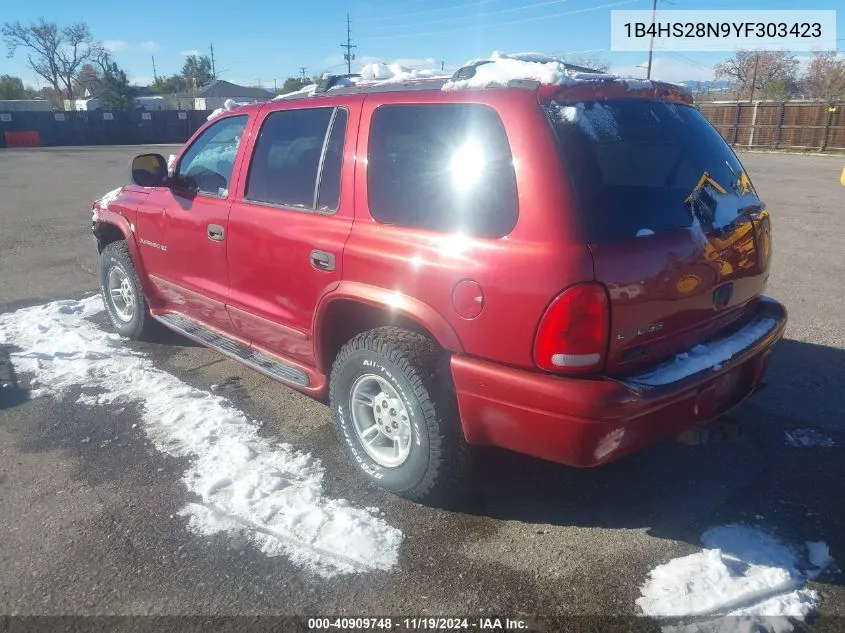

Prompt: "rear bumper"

[451,296,787,467]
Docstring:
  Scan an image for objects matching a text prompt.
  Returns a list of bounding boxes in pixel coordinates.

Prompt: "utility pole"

[646,0,657,80]
[748,53,760,102]
[152,56,158,83]
[299,67,308,81]
[340,13,357,76]
[210,42,217,80]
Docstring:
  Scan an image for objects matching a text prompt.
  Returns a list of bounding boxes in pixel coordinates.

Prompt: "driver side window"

[176,115,248,197]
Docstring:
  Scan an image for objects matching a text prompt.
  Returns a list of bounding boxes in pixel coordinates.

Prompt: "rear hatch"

[543,97,772,376]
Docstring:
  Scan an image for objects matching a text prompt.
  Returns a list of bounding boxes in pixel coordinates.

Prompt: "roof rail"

[450,60,495,82]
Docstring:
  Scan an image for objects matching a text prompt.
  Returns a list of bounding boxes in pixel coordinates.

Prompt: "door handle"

[207,224,225,241]
[310,250,336,271]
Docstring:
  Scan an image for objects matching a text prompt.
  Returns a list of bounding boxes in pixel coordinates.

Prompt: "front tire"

[99,240,151,340]
[329,327,469,504]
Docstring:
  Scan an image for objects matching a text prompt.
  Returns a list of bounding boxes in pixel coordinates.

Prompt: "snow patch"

[442,51,682,92]
[637,525,834,622]
[97,187,123,211]
[784,429,835,448]
[207,98,247,121]
[0,297,402,578]
[556,102,619,140]
[624,315,777,389]
[359,63,448,84]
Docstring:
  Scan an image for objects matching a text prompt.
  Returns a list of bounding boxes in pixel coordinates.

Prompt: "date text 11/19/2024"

[307,617,530,630]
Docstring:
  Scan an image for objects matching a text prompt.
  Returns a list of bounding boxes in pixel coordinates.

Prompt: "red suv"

[92,61,787,502]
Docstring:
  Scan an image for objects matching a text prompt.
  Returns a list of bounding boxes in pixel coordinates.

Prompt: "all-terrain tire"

[329,327,469,504]
[99,240,152,340]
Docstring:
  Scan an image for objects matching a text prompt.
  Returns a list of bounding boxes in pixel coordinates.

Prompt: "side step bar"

[154,312,309,388]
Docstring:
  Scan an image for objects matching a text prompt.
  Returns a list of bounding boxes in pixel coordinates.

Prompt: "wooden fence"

[698,101,845,152]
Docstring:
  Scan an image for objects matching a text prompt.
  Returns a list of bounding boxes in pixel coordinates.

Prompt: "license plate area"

[696,363,753,420]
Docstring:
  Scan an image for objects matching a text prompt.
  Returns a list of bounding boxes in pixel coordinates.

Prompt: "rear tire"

[99,240,152,340]
[329,327,469,504]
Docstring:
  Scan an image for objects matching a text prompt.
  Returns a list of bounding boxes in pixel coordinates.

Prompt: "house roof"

[193,80,271,99]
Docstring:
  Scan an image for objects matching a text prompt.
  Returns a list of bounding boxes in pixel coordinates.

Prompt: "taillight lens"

[533,283,609,374]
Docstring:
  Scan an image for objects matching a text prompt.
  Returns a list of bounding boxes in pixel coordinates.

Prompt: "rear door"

[225,97,360,365]
[543,98,772,376]
[138,113,249,332]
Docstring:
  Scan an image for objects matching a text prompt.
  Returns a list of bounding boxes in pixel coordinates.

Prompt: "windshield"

[544,99,762,243]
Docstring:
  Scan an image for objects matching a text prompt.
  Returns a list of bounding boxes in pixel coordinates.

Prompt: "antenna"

[210,42,217,80]
[340,13,357,76]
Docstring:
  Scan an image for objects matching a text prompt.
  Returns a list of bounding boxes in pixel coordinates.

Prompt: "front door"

[225,99,359,365]
[138,113,250,331]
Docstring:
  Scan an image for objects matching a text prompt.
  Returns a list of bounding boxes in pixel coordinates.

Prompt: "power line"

[357,0,503,24]
[340,14,357,76]
[363,0,577,32]
[365,0,638,41]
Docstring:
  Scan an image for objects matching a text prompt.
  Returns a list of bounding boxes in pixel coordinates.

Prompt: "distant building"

[174,80,272,111]
[0,99,54,112]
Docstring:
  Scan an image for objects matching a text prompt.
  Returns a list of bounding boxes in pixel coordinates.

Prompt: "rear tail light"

[533,283,609,374]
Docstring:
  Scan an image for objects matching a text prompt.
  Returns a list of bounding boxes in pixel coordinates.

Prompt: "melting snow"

[207,98,248,121]
[638,525,833,623]
[784,429,835,448]
[0,297,402,577]
[442,51,678,92]
[557,102,620,140]
[624,315,777,389]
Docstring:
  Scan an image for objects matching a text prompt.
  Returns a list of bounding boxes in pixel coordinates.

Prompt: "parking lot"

[0,146,843,626]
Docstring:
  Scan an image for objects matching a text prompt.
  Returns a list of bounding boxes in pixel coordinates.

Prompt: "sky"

[1,0,843,90]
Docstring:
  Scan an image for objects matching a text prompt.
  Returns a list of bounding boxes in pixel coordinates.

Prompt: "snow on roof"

[226,51,686,110]
[443,51,675,92]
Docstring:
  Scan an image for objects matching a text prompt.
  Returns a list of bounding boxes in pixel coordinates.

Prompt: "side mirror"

[130,153,168,187]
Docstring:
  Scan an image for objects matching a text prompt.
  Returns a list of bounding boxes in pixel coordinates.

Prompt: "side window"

[246,107,347,212]
[367,104,518,238]
[177,115,248,197]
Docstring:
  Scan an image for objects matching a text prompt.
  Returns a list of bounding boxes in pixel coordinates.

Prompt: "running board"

[154,312,309,388]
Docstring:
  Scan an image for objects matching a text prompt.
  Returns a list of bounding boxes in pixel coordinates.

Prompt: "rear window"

[544,100,761,243]
[367,104,518,238]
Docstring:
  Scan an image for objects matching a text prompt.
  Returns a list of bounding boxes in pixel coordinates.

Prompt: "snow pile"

[784,429,835,448]
[624,315,778,388]
[207,98,247,121]
[638,525,834,621]
[0,297,402,577]
[442,51,677,92]
[359,62,448,83]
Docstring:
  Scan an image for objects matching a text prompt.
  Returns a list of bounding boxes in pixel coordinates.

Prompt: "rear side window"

[367,104,518,238]
[544,100,761,243]
[246,107,347,212]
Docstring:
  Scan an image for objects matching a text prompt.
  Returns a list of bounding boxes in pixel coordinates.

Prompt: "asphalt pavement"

[0,146,843,626]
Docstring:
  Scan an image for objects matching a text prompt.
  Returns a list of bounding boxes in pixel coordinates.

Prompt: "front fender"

[93,209,160,309]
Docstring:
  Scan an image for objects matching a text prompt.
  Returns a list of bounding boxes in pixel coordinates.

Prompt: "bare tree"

[2,19,101,100]
[802,51,845,101]
[714,50,799,101]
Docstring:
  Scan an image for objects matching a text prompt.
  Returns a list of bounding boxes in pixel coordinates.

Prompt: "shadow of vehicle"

[0,346,29,411]
[458,337,844,583]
